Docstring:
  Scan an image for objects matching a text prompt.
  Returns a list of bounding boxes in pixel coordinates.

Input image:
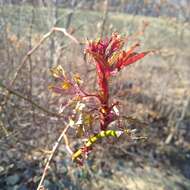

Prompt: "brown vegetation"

[0,1,190,189]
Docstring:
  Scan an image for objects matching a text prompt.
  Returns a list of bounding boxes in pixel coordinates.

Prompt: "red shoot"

[50,32,152,162]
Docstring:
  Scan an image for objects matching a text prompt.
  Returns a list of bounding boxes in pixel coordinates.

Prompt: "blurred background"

[0,0,190,189]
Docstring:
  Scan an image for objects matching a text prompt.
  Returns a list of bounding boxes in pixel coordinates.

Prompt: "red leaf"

[122,51,150,67]
[117,51,150,70]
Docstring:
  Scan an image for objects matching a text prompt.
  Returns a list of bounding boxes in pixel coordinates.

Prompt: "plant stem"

[37,125,72,190]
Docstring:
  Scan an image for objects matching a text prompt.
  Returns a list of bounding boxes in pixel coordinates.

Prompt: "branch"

[3,27,79,106]
[37,125,72,190]
[0,82,62,118]
[11,27,78,87]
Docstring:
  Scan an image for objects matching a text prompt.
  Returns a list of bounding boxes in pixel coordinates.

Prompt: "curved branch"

[3,27,79,107]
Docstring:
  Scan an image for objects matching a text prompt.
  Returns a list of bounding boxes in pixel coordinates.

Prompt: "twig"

[36,124,71,190]
[53,27,79,44]
[0,82,63,118]
[3,27,79,107]
[28,6,35,124]
[12,27,78,87]
[100,0,109,37]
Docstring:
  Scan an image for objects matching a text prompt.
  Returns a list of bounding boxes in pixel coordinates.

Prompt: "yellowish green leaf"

[69,118,75,127]
[62,81,71,90]
[73,74,83,84]
[108,51,120,66]
[50,65,65,78]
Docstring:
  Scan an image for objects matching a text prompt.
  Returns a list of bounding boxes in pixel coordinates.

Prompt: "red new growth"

[50,32,151,163]
[85,33,150,130]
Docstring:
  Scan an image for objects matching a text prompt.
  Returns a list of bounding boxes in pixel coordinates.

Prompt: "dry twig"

[0,27,79,136]
[0,82,62,118]
[11,27,79,87]
[3,27,79,107]
[37,124,72,190]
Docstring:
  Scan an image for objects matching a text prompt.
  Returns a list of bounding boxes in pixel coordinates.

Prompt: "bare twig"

[36,124,72,190]
[28,6,35,123]
[3,27,79,107]
[12,27,78,87]
[0,82,63,118]
[100,0,109,38]
[0,27,79,135]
